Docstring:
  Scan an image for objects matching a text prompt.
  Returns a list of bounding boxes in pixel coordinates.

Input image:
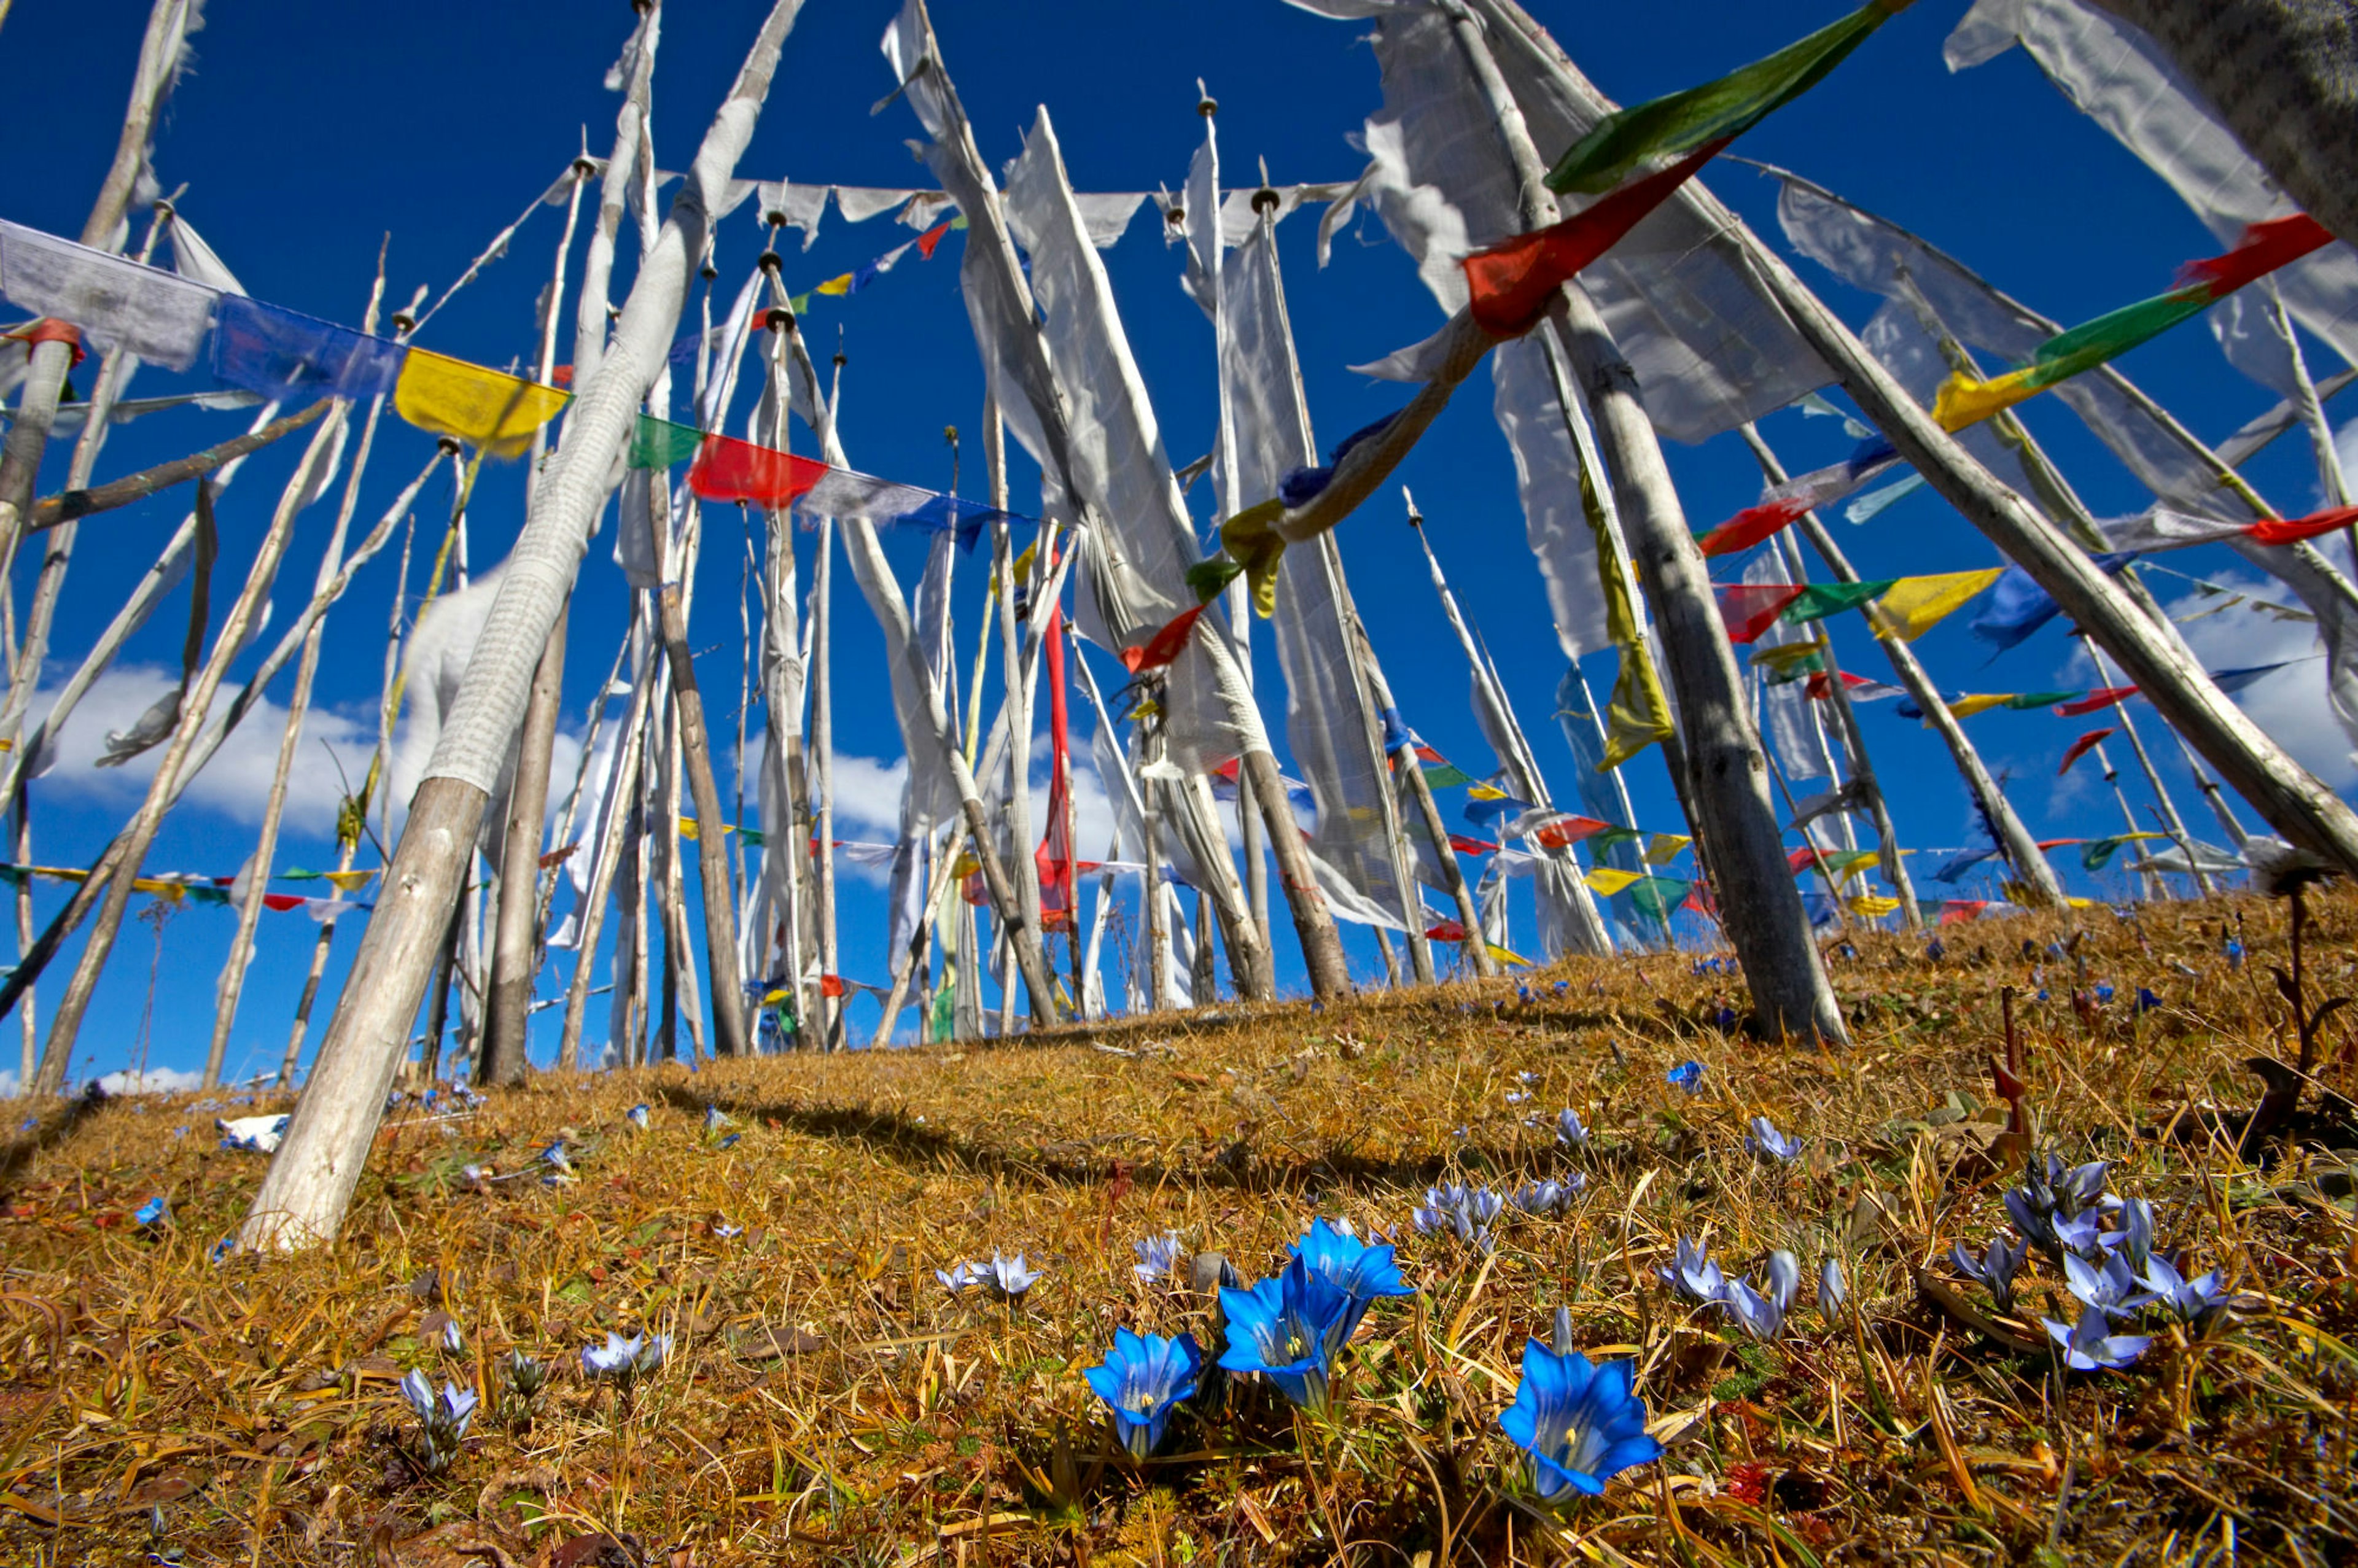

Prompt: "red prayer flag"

[2036,839,2084,850]
[2248,503,2358,545]
[1035,597,1078,933]
[819,974,847,999]
[2176,214,2335,295]
[2057,727,2115,777]
[2053,685,2137,717]
[687,433,827,506]
[1940,901,1989,925]
[1531,814,1609,849]
[261,893,306,912]
[1700,498,1810,558]
[1460,140,1729,338]
[1788,847,1822,874]
[1714,583,1807,644]
[1119,603,1207,675]
[914,220,954,260]
[1425,919,1468,943]
[1448,834,1498,855]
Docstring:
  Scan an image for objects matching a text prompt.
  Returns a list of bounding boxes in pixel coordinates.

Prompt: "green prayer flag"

[739,825,768,849]
[1546,2,1899,194]
[2003,691,2081,711]
[1421,761,1476,788]
[1781,580,1894,626]
[629,413,704,470]
[1629,875,1691,923]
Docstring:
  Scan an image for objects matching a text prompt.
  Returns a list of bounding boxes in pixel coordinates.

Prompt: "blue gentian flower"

[1084,1329,1203,1459]
[1517,985,1534,1005]
[1290,1218,1414,1353]
[2093,983,2115,1005]
[936,1262,976,1295]
[133,1197,168,1228]
[1713,1006,1738,1032]
[582,1332,669,1381]
[2117,1198,2156,1273]
[1721,1251,1800,1340]
[1134,1232,1183,1284]
[2225,938,2244,971]
[440,1319,464,1354]
[1925,938,1946,962]
[2043,1306,2150,1370]
[1555,1108,1590,1149]
[1413,1184,1503,1248]
[715,1222,742,1238]
[1552,980,1569,996]
[2135,988,2162,1013]
[1746,1116,1802,1163]
[626,1104,650,1130]
[2137,1255,2231,1330]
[981,1251,1042,1302]
[717,1133,741,1150]
[1510,1176,1583,1216]
[1218,1256,1350,1411]
[398,1370,479,1474]
[539,1141,574,1179]
[2065,1251,2143,1317]
[1817,1260,1846,1323]
[704,1106,731,1133]
[1497,1340,1664,1501]
[1658,1237,1727,1306]
[1952,1235,2026,1315]
[1666,1061,1705,1093]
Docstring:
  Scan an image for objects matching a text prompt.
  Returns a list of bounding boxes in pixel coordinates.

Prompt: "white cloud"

[96,1066,205,1095]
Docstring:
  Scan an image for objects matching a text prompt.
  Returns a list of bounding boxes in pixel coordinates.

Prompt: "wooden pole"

[1738,422,2068,910]
[208,276,399,1089]
[654,535,747,1055]
[28,402,330,530]
[0,0,198,571]
[558,659,657,1071]
[239,0,805,1248]
[36,412,348,1089]
[1446,9,1842,1042]
[811,518,841,1046]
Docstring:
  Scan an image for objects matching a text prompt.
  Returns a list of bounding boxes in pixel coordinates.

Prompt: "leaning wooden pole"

[37,411,348,1090]
[1447,10,1842,1042]
[208,279,398,1089]
[0,0,196,575]
[239,0,806,1249]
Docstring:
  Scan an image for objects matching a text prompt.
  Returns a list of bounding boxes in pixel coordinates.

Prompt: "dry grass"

[2,891,2356,1566]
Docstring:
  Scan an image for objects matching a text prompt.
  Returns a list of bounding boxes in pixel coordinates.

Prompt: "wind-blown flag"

[1805,669,1905,704]
[1931,844,2002,882]
[1700,437,1899,556]
[1545,1,1911,195]
[2058,729,2115,777]
[687,432,828,506]
[2054,685,2138,716]
[394,349,568,457]
[1780,580,1892,627]
[1931,215,2335,428]
[2211,661,2298,696]
[1866,569,2006,641]
[1462,142,1729,338]
[1751,640,1827,681]
[1119,604,1208,676]
[2082,833,2163,872]
[1970,555,2137,651]
[1714,583,1806,643]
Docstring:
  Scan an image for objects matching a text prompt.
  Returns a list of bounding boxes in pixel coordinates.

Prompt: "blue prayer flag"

[212,295,405,405]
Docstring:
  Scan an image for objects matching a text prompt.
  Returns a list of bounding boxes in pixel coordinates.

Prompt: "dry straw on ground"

[2,891,2354,1564]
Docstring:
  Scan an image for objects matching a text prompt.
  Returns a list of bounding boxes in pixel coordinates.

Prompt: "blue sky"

[3,0,2349,1090]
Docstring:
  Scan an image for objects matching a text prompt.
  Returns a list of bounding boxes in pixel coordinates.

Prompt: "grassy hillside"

[2,891,2353,1564]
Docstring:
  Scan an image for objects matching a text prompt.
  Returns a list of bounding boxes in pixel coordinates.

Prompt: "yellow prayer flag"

[1584,867,1644,896]
[1487,942,1533,968]
[1600,639,1675,769]
[1468,783,1511,801]
[1930,366,2042,431]
[1867,568,2006,642]
[1218,499,1287,619]
[321,869,377,893]
[1944,694,2012,721]
[815,274,855,297]
[1643,834,1691,867]
[394,348,570,459]
[1848,895,1901,918]
[1751,640,1824,675]
[680,818,736,842]
[1831,852,1879,883]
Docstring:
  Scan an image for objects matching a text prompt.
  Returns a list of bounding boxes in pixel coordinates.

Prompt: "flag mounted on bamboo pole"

[1544,1,1916,195]
[1931,214,2335,428]
[2082,833,2165,872]
[392,349,568,458]
[1779,580,1891,627]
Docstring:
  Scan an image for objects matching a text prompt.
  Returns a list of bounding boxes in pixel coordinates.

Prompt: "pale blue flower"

[1133,1232,1183,1284]
[1555,1108,1590,1149]
[2138,1255,2231,1331]
[1745,1116,1802,1163]
[2117,1198,2156,1273]
[981,1251,1041,1301]
[704,1106,731,1134]
[2043,1306,2149,1370]
[582,1332,667,1381]
[1952,1235,2027,1316]
[1817,1259,1846,1323]
[1657,1236,1727,1306]
[1511,1177,1582,1216]
[1412,1184,1502,1248]
[398,1369,478,1474]
[626,1104,650,1130]
[1721,1251,1800,1340]
[936,1262,976,1295]
[440,1319,464,1354]
[2065,1251,2144,1318]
